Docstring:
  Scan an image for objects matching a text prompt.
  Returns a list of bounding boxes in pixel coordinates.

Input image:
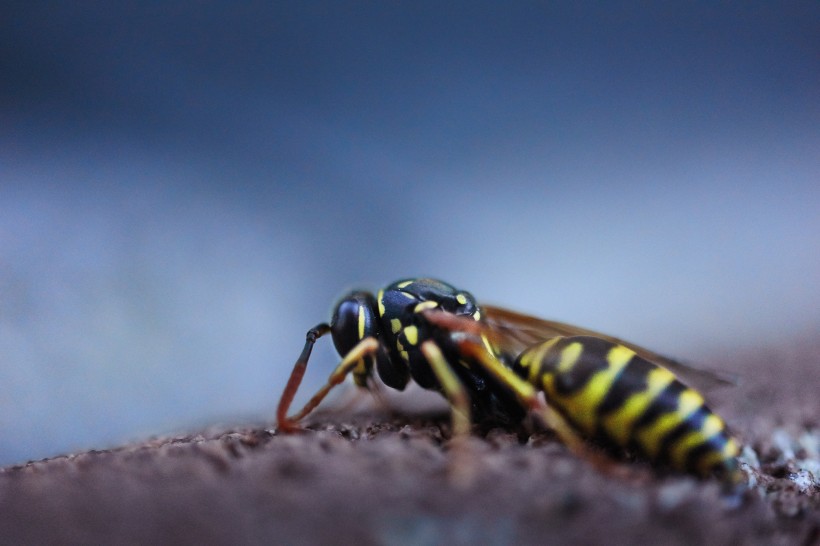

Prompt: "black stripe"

[551,337,612,395]
[633,380,688,430]
[656,404,709,463]
[684,430,732,475]
[596,354,654,416]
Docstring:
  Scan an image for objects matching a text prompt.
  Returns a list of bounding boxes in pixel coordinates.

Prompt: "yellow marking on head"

[397,280,414,288]
[390,318,402,334]
[557,342,583,373]
[414,301,438,313]
[400,350,409,361]
[377,290,385,316]
[357,306,366,339]
[601,367,675,445]
[552,347,631,435]
[404,325,419,346]
[473,310,481,321]
[456,293,467,305]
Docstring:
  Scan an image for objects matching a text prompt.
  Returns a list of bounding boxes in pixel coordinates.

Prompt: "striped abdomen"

[514,335,739,480]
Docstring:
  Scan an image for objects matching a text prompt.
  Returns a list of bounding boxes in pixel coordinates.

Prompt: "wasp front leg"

[277,331,379,432]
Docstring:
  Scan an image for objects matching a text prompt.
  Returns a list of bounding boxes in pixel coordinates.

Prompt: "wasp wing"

[481,305,737,391]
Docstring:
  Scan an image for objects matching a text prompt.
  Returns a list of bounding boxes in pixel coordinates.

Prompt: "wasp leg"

[277,323,331,432]
[420,341,471,438]
[420,340,479,487]
[456,337,626,477]
[278,336,380,432]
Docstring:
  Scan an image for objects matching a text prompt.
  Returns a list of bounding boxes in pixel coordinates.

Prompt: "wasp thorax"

[386,278,479,318]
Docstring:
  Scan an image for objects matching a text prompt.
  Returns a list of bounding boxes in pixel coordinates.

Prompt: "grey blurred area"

[1,3,818,466]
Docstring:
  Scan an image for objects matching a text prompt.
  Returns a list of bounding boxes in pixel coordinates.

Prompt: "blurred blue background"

[1,3,818,466]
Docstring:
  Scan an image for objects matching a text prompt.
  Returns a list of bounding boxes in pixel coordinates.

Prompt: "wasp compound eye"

[330,291,381,357]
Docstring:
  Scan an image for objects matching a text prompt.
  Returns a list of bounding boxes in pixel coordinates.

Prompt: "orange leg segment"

[276,323,330,432]
[277,334,380,432]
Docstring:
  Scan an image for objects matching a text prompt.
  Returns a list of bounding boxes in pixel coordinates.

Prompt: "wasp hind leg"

[277,332,379,432]
[455,337,629,478]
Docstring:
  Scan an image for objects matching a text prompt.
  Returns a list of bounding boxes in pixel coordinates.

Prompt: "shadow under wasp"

[276,278,741,484]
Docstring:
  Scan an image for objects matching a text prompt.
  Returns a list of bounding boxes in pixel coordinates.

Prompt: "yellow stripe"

[456,293,467,305]
[377,290,385,316]
[607,345,634,369]
[553,345,631,435]
[404,325,418,345]
[667,413,723,469]
[357,306,365,339]
[522,338,561,385]
[723,436,739,458]
[694,436,739,476]
[601,366,675,446]
[677,389,705,416]
[414,301,438,313]
[390,318,402,334]
[634,388,704,459]
[557,342,583,372]
[635,414,680,458]
[397,280,413,288]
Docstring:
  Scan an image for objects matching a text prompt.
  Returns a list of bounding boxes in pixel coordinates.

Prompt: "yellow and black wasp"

[277,278,741,483]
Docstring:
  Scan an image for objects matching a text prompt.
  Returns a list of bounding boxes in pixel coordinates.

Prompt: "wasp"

[277,278,741,483]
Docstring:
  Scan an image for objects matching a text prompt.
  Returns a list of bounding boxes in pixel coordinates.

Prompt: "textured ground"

[1,336,818,545]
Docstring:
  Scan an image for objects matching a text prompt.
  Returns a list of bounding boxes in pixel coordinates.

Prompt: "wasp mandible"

[276,278,741,483]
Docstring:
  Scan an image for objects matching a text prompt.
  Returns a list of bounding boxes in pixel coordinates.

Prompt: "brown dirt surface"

[1,336,819,546]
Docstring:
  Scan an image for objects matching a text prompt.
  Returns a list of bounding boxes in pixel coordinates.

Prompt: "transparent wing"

[481,304,737,392]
